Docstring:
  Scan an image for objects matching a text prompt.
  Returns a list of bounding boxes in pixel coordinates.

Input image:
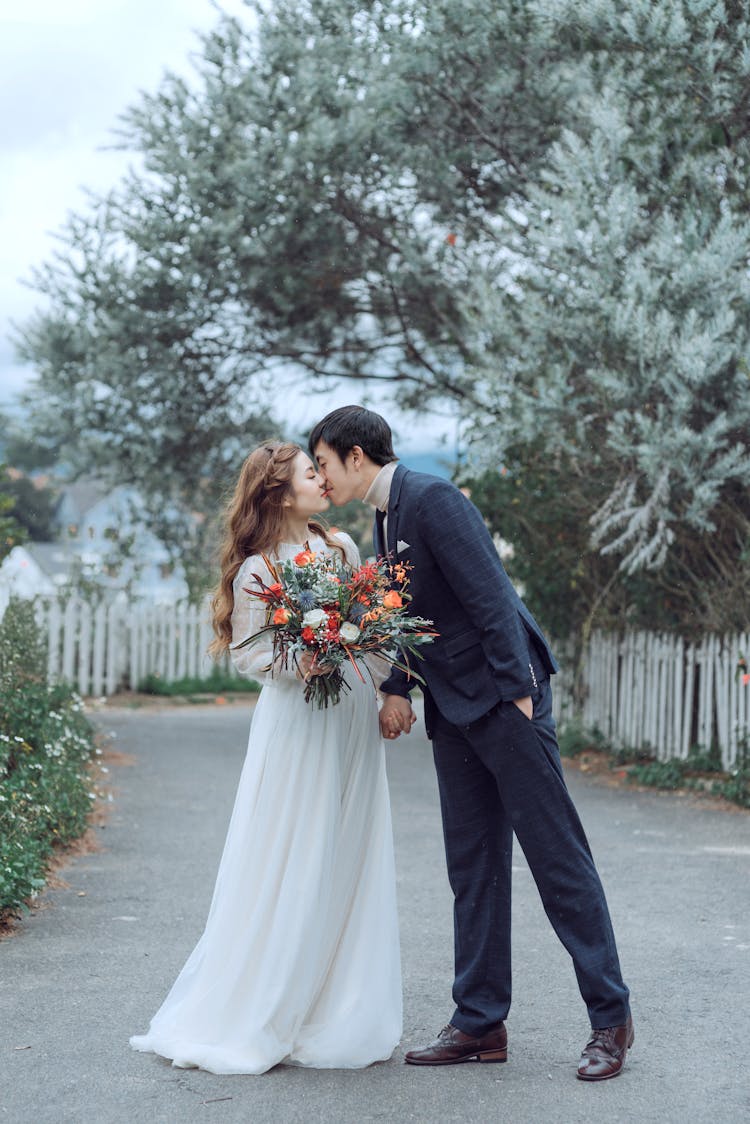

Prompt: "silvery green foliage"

[16,0,750,586]
[458,0,750,573]
[17,1,573,478]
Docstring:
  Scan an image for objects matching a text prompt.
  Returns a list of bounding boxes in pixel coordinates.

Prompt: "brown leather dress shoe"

[404,1023,508,1065]
[576,1014,634,1081]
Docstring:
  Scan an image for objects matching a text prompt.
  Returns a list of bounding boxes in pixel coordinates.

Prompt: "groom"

[309,405,633,1081]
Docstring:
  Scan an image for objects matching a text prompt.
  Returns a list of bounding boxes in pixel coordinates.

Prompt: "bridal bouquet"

[234,547,436,708]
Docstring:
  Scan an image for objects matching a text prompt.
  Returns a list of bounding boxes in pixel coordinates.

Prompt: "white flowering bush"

[0,599,97,916]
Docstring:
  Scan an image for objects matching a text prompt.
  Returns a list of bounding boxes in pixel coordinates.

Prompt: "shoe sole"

[405,1049,508,1066]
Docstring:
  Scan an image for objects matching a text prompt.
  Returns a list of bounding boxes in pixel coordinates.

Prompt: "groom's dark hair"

[309,405,397,466]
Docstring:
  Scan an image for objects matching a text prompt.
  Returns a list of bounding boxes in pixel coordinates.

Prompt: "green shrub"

[624,741,750,805]
[709,737,750,808]
[557,722,605,758]
[710,768,750,809]
[559,713,750,809]
[626,758,687,790]
[684,746,723,773]
[0,599,97,917]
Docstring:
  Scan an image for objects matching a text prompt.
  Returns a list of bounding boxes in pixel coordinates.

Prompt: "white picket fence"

[581,631,748,771]
[9,597,750,770]
[34,595,229,697]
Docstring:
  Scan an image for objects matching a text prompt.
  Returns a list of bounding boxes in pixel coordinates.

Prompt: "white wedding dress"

[130,533,402,1074]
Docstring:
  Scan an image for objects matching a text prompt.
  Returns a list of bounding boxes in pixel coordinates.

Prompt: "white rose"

[302,608,328,629]
[340,621,360,643]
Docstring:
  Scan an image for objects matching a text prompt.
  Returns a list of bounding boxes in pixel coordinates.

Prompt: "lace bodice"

[230,532,361,683]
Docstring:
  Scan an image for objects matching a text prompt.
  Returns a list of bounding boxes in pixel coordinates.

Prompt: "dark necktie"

[375,508,386,557]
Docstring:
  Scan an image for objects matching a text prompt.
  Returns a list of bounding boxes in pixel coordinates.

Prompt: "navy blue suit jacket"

[376,464,558,730]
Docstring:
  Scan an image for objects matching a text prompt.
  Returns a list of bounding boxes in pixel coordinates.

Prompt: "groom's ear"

[349,445,365,469]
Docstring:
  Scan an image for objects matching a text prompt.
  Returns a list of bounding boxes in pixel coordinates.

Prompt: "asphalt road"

[1,701,749,1123]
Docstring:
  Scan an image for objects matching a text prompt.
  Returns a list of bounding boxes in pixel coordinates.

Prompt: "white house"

[0,479,188,602]
[0,542,82,598]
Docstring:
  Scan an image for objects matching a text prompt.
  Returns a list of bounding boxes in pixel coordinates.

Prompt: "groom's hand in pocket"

[380,695,416,740]
[512,695,533,720]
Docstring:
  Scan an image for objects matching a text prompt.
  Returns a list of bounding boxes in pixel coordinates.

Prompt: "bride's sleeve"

[332,532,390,692]
[230,556,298,681]
[331,530,362,568]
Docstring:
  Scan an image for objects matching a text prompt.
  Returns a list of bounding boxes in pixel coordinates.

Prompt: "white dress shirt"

[363,461,399,544]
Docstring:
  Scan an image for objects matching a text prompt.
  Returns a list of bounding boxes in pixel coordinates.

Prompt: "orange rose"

[269,582,283,597]
[294,549,315,566]
[382,591,403,609]
[273,607,290,625]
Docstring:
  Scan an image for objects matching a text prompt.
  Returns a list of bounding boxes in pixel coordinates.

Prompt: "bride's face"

[285,451,330,518]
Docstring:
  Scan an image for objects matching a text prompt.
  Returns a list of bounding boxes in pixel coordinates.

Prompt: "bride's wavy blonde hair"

[209,441,344,657]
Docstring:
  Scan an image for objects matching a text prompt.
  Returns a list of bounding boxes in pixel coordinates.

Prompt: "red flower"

[743,673,750,686]
[268,582,283,597]
[301,626,316,643]
[445,232,457,246]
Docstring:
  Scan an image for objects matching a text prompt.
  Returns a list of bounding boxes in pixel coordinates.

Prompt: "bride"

[130,442,402,1074]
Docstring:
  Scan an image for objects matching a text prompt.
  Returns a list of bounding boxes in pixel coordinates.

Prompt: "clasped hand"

[379,694,533,740]
[379,695,416,740]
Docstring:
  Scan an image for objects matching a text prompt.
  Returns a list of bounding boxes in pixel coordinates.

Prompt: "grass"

[137,670,259,697]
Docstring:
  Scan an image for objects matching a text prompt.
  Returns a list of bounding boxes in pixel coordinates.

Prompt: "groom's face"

[313,441,362,506]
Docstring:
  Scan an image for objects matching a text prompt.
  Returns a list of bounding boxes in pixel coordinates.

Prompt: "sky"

[0,0,456,456]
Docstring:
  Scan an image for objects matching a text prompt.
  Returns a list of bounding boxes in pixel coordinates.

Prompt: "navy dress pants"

[430,679,630,1035]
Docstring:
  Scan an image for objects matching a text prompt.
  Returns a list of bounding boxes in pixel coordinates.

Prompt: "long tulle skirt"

[130,675,402,1074]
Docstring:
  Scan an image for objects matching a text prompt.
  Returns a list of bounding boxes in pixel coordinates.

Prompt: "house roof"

[57,478,112,521]
[18,541,81,578]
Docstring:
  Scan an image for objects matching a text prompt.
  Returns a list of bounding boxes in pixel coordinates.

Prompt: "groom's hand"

[380,695,416,740]
[512,695,533,720]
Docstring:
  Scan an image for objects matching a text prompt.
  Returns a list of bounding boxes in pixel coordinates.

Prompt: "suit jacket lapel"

[386,464,407,559]
[386,504,398,559]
